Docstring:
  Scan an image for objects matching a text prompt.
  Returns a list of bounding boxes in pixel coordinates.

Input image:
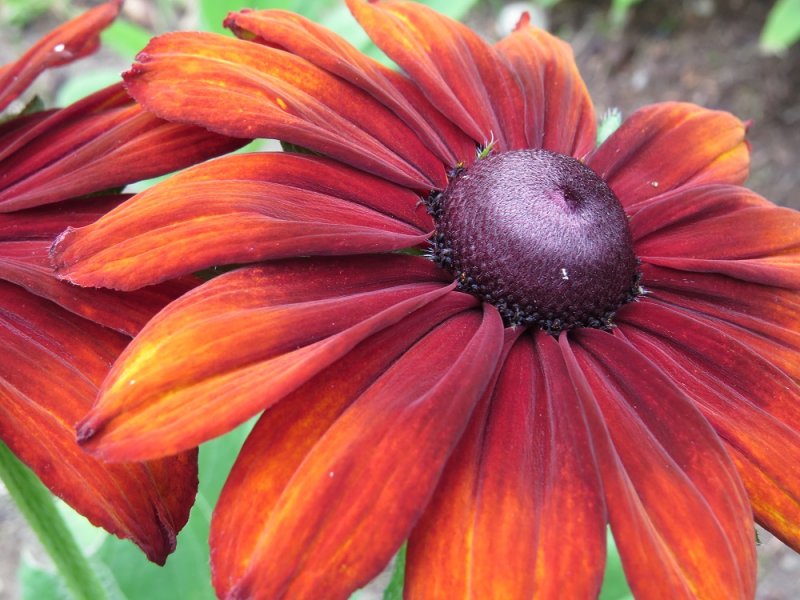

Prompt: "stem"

[0,442,109,600]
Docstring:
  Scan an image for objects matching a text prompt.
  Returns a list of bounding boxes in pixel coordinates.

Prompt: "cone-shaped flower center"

[429,149,641,331]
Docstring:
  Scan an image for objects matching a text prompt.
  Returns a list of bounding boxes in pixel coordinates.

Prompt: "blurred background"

[1,1,799,599]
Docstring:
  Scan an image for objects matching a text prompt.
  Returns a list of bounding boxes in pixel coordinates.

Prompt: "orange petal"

[346,0,526,150]
[728,447,800,552]
[0,84,244,212]
[588,103,749,208]
[77,256,454,461]
[224,9,475,167]
[0,282,197,565]
[124,32,446,189]
[0,239,195,335]
[0,0,120,112]
[1,196,197,335]
[210,291,478,597]
[219,304,503,599]
[565,330,756,599]
[495,12,596,158]
[619,299,800,551]
[406,331,606,598]
[51,152,432,291]
[632,184,800,288]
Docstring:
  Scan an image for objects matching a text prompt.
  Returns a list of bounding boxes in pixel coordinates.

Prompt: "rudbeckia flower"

[1,1,242,562]
[51,1,800,596]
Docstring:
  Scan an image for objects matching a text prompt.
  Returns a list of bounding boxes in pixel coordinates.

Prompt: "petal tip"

[76,423,96,444]
[123,61,147,83]
[514,11,532,31]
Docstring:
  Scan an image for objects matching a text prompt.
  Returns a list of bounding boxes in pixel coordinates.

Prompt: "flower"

[0,1,242,562]
[51,1,800,596]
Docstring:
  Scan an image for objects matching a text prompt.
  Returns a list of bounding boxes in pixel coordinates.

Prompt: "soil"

[562,0,800,210]
[1,1,799,599]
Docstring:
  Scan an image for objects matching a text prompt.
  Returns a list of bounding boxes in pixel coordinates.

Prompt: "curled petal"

[224,9,475,166]
[219,303,502,599]
[618,300,800,550]
[564,330,756,600]
[346,0,526,150]
[211,292,479,597]
[51,153,432,291]
[0,84,245,212]
[588,103,749,209]
[407,331,606,599]
[632,185,800,288]
[495,12,596,157]
[0,0,120,112]
[77,256,454,461]
[123,32,446,189]
[0,283,197,564]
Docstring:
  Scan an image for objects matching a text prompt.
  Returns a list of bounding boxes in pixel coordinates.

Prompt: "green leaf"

[382,544,407,600]
[597,107,623,146]
[599,529,633,600]
[760,0,800,53]
[100,19,153,59]
[55,69,123,107]
[19,559,67,600]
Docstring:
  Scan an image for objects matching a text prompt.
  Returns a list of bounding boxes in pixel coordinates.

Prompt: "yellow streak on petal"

[388,10,431,53]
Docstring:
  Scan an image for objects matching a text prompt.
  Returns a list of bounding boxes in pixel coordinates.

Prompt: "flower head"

[0,1,242,562]
[52,1,800,596]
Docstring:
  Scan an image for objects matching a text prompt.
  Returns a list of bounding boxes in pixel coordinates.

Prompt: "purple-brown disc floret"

[430,149,641,331]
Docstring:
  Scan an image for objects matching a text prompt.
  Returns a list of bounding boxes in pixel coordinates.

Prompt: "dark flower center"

[427,149,641,332]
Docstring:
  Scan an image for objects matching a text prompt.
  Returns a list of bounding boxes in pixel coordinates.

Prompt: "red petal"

[618,299,800,550]
[210,291,478,597]
[0,83,245,212]
[0,1,120,112]
[495,13,596,157]
[124,32,446,190]
[564,330,756,599]
[632,184,800,288]
[0,109,55,153]
[346,0,526,150]
[406,331,605,598]
[641,263,800,377]
[77,256,454,461]
[51,152,432,291]
[0,239,196,336]
[0,193,125,239]
[0,282,197,565]
[221,303,502,599]
[224,9,475,167]
[587,103,749,209]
